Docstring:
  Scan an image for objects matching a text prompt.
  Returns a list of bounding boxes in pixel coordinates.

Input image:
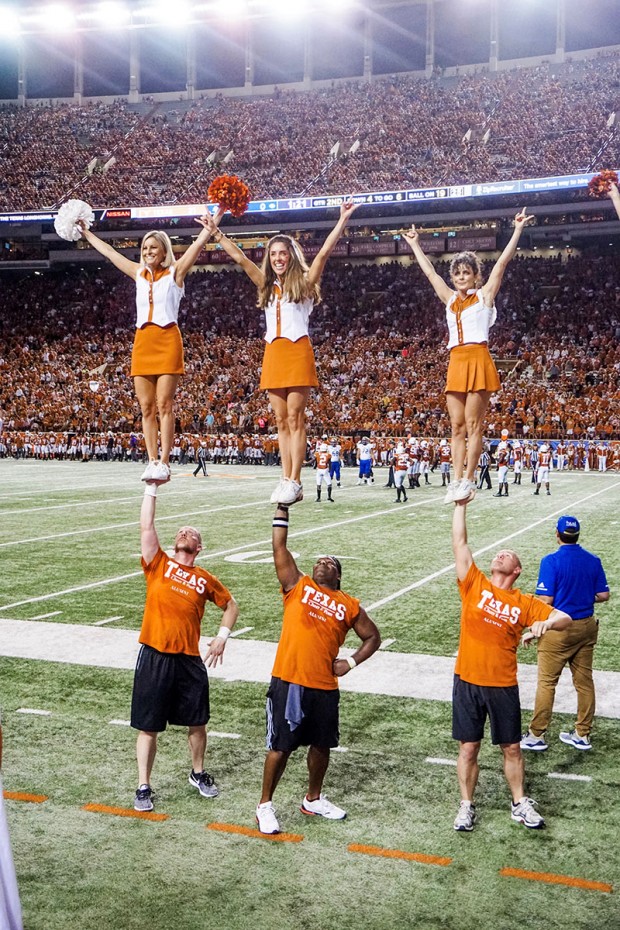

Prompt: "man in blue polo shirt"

[521,515,610,752]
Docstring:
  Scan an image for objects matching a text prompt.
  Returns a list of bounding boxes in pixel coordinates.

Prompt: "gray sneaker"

[189,770,219,798]
[559,730,592,750]
[520,731,548,751]
[511,797,545,829]
[134,784,154,812]
[453,800,476,832]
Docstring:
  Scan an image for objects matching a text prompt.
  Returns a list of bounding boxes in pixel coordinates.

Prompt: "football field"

[1,459,619,930]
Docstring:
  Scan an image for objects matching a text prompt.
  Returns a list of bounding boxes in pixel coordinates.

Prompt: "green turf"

[1,460,619,929]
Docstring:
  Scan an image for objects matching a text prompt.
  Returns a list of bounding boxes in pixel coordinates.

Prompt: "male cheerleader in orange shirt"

[451,499,570,832]
[255,504,381,834]
[132,481,239,812]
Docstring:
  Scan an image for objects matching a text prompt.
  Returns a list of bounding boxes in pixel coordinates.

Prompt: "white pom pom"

[54,199,95,242]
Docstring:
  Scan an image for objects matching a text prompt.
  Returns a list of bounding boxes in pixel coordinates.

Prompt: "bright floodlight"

[0,6,20,36]
[151,0,192,24]
[268,0,309,19]
[43,4,77,32]
[87,2,131,26]
[317,0,355,9]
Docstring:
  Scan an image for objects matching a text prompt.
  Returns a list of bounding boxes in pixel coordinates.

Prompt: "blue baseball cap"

[557,515,580,536]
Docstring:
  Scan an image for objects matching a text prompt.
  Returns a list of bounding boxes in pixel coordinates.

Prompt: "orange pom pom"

[207,174,251,217]
[587,169,618,198]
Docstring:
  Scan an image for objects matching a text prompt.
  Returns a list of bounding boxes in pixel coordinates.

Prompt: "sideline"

[1,619,619,718]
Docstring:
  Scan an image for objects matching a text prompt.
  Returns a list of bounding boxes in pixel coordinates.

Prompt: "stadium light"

[33,4,77,33]
[216,0,247,18]
[80,2,132,27]
[152,0,193,25]
[255,0,309,19]
[0,6,20,36]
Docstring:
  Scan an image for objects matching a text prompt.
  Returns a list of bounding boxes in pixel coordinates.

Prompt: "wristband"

[217,626,231,641]
[273,517,289,528]
[346,656,357,670]
[144,484,157,497]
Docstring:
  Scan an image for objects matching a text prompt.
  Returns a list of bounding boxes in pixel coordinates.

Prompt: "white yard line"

[16,708,51,716]
[547,772,592,782]
[379,638,396,649]
[0,499,277,549]
[230,627,254,638]
[93,616,123,626]
[29,611,62,620]
[425,757,457,767]
[367,482,620,611]
[0,499,438,613]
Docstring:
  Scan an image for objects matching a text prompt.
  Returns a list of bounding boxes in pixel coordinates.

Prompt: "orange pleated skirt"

[131,323,185,377]
[445,343,500,394]
[259,336,318,390]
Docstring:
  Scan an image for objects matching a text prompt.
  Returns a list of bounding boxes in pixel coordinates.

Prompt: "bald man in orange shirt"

[131,481,238,813]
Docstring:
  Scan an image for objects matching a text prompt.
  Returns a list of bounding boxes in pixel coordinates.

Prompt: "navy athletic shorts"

[131,644,210,732]
[452,674,521,745]
[265,676,340,752]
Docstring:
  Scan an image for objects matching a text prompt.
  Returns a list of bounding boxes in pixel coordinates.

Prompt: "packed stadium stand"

[1,54,620,211]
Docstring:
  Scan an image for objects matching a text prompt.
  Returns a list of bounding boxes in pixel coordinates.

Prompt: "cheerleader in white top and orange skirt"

[403,208,532,503]
[79,217,219,482]
[204,201,357,506]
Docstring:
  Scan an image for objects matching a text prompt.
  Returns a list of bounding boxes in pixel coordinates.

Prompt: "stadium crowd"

[1,55,620,210]
[1,253,619,445]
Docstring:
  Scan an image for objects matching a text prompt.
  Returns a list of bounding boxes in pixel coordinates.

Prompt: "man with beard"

[131,481,239,812]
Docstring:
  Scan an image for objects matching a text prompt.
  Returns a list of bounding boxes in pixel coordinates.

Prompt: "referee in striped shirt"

[477,448,492,490]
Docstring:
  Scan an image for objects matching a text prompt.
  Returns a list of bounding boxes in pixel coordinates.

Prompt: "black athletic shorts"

[131,644,210,732]
[265,676,340,752]
[452,674,521,746]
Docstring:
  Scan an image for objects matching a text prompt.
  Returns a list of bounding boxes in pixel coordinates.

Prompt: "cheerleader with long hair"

[403,208,532,504]
[206,202,357,505]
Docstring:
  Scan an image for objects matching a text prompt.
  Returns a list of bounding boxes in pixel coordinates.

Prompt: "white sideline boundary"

[2,619,620,718]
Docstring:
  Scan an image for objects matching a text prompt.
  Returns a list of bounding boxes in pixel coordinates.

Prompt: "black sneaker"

[134,784,154,812]
[189,770,219,798]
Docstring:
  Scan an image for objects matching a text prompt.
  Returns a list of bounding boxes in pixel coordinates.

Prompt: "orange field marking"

[500,867,612,894]
[3,791,48,804]
[207,822,304,843]
[82,803,169,822]
[348,843,452,867]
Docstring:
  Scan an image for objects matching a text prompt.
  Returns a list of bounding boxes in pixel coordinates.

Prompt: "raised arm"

[452,499,473,582]
[174,208,224,285]
[332,607,381,678]
[307,200,358,286]
[482,207,532,304]
[272,504,302,592]
[608,183,620,221]
[203,212,264,288]
[401,224,453,304]
[140,485,160,564]
[79,223,140,280]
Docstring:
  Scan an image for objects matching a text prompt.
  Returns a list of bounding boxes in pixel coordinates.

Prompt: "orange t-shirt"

[455,563,553,687]
[272,574,360,690]
[139,548,232,655]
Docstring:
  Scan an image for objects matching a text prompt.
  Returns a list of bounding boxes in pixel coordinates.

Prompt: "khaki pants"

[530,617,598,738]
